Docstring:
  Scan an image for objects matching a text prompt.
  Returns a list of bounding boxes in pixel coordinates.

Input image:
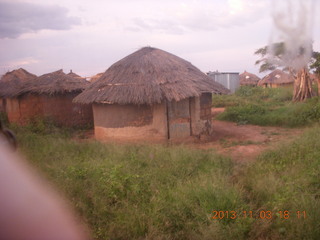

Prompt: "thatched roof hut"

[22,69,89,95]
[3,69,93,126]
[75,47,228,142]
[74,47,228,105]
[0,68,37,98]
[240,71,261,86]
[89,73,103,83]
[67,69,83,79]
[258,69,294,88]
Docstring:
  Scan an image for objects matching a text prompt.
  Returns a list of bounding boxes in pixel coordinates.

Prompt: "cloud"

[0,1,81,38]
[0,57,39,69]
[126,0,269,34]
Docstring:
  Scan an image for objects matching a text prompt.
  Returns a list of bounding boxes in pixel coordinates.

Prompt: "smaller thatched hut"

[89,73,103,83]
[258,69,294,88]
[2,69,93,126]
[75,47,229,142]
[67,70,82,79]
[240,71,261,86]
[0,68,37,115]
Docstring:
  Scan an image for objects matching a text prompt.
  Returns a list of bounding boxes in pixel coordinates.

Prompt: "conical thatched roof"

[89,72,103,83]
[258,69,294,86]
[74,47,229,105]
[22,69,89,95]
[0,68,37,98]
[67,70,82,78]
[240,71,261,86]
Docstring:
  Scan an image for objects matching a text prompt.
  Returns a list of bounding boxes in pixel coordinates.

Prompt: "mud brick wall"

[0,98,5,112]
[40,93,93,127]
[6,93,93,127]
[6,95,43,125]
[200,93,212,120]
[94,103,152,128]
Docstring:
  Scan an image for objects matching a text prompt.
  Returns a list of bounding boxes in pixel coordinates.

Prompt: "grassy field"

[213,86,320,127]
[3,119,316,240]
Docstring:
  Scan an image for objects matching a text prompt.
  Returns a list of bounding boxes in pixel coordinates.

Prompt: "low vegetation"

[15,126,250,240]
[2,119,315,240]
[214,86,320,127]
[239,126,320,239]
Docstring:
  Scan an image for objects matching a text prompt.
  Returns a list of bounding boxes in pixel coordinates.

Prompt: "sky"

[0,0,319,78]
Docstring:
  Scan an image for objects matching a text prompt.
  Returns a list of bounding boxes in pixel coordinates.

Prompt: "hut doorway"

[166,98,191,139]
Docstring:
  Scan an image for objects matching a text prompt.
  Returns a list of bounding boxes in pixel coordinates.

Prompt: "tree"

[254,43,314,101]
[310,51,320,95]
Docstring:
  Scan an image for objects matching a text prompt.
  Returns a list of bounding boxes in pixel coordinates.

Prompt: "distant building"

[239,71,261,86]
[258,69,294,88]
[0,69,93,127]
[207,71,240,93]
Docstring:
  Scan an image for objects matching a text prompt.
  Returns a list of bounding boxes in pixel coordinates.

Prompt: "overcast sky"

[0,0,319,78]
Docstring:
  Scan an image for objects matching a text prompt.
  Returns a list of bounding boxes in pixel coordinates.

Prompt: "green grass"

[6,120,320,239]
[239,125,320,239]
[212,86,293,108]
[15,128,250,240]
[214,86,320,127]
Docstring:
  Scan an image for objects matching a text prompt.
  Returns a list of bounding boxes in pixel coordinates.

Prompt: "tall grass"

[215,86,320,127]
[10,119,320,239]
[16,130,250,240]
[212,86,293,108]
[239,126,320,239]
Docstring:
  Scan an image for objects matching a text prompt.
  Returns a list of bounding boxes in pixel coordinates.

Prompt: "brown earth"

[75,107,304,164]
[191,108,304,163]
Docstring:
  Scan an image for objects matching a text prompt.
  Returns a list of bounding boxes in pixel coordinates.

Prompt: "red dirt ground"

[191,108,304,163]
[75,107,304,163]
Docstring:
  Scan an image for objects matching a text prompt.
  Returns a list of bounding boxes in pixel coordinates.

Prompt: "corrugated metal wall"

[207,71,240,93]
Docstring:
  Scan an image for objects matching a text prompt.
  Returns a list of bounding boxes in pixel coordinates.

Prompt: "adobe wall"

[93,102,168,142]
[6,95,43,125]
[167,98,191,139]
[6,93,93,127]
[190,93,212,136]
[40,93,93,127]
[0,98,5,112]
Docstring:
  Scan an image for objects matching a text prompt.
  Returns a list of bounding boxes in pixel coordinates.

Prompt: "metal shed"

[207,71,240,93]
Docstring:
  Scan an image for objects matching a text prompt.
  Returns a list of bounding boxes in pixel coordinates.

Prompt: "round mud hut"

[0,68,37,116]
[2,69,93,126]
[240,71,261,86]
[258,69,294,88]
[74,47,229,142]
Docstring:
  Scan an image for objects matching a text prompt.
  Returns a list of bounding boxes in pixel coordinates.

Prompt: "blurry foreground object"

[0,131,89,240]
[0,120,17,150]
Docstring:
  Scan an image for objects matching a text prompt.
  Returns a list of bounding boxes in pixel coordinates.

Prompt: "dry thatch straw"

[67,70,83,79]
[89,73,103,83]
[74,47,229,105]
[258,69,294,86]
[240,71,261,86]
[22,69,89,95]
[0,68,37,98]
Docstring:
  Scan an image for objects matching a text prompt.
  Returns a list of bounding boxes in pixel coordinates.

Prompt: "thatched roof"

[240,71,261,86]
[21,69,89,95]
[67,70,82,78]
[258,69,294,86]
[74,47,229,105]
[0,68,37,98]
[89,72,103,83]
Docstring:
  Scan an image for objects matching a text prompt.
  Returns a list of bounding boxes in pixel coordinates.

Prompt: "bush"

[215,86,320,127]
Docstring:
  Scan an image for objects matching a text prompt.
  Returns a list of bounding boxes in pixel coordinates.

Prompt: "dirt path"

[192,108,304,163]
